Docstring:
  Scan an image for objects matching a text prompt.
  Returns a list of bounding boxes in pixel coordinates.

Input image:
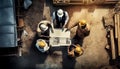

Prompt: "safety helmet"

[57,9,64,17]
[79,20,86,27]
[37,40,46,48]
[39,23,48,31]
[75,44,83,55]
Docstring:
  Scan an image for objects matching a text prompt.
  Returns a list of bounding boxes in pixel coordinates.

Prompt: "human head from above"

[38,40,46,48]
[79,20,87,29]
[74,44,83,55]
[39,23,48,31]
[57,9,64,17]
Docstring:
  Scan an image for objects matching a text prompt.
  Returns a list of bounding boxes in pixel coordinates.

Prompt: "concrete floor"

[1,0,119,69]
[33,1,110,69]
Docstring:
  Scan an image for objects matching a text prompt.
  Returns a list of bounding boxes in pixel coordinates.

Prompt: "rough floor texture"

[45,1,112,68]
[21,0,44,55]
[1,0,119,69]
[20,0,116,69]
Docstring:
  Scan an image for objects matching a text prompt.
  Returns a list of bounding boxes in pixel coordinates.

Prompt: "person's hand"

[63,25,65,28]
[65,28,70,32]
[62,28,64,32]
[51,29,54,33]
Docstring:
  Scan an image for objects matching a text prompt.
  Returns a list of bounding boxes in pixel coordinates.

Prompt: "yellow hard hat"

[38,40,46,48]
[75,44,83,55]
[79,20,86,27]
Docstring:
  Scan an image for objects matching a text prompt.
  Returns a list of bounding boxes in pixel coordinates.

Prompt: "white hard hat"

[57,9,64,17]
[39,24,48,31]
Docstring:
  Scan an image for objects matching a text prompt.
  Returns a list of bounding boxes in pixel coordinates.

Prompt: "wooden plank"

[115,14,118,38]
[118,14,120,56]
[110,29,116,59]
[104,0,118,4]
[18,18,24,27]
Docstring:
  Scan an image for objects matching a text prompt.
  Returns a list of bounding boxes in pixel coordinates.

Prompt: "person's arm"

[37,23,41,32]
[67,45,75,57]
[47,22,54,33]
[50,22,54,33]
[86,23,90,31]
[67,21,79,30]
[52,12,56,24]
[45,20,54,33]
[63,11,69,28]
[67,46,70,53]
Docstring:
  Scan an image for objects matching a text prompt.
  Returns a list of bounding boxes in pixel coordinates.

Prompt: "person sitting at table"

[66,19,90,39]
[36,39,50,53]
[52,9,69,28]
[37,17,54,38]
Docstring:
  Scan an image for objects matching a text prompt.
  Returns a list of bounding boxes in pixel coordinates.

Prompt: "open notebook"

[49,28,71,47]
